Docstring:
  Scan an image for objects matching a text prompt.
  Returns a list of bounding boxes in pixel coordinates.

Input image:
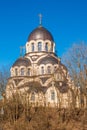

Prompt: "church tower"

[6,16,80,108]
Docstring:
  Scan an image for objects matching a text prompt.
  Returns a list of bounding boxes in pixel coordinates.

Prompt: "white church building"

[5,16,81,108]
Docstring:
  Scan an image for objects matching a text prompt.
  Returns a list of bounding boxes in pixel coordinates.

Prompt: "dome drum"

[25,26,55,54]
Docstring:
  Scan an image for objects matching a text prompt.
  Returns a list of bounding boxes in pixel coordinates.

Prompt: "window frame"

[27,68,30,76]
[38,42,42,51]
[21,68,24,76]
[51,91,55,100]
[31,43,34,52]
[15,68,18,76]
[41,66,44,74]
[47,66,51,74]
[45,42,48,51]
[30,92,35,101]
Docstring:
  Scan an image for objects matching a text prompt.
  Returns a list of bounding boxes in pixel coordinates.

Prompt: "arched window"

[27,68,30,76]
[38,42,42,51]
[27,44,29,53]
[47,66,51,74]
[41,66,44,74]
[51,44,53,51]
[31,43,34,52]
[45,43,48,51]
[54,66,57,72]
[21,68,24,76]
[31,92,35,101]
[51,91,55,100]
[15,68,18,76]
[28,46,29,52]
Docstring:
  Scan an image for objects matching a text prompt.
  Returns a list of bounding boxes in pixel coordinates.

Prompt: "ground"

[0,107,87,130]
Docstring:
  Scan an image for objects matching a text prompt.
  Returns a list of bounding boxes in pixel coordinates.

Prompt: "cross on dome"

[20,46,25,57]
[38,14,42,26]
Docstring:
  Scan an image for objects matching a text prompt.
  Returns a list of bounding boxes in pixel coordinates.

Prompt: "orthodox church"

[6,16,81,108]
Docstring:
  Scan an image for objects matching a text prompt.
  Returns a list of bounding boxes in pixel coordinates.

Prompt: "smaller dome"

[38,55,58,65]
[12,57,31,67]
[28,26,54,41]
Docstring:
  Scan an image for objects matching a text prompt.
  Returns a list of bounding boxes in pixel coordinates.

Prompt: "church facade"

[6,21,82,108]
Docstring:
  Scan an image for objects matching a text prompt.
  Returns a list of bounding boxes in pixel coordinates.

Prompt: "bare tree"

[62,42,87,85]
[0,65,10,98]
[62,42,87,107]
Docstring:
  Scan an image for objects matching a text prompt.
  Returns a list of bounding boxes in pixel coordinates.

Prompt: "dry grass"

[0,106,87,130]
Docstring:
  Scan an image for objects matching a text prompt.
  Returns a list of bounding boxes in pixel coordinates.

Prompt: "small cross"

[20,46,25,57]
[38,14,42,25]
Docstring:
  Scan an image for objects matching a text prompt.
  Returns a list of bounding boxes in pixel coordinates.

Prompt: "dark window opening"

[41,66,44,74]
[38,42,42,51]
[45,43,48,51]
[47,66,51,74]
[51,91,55,100]
[27,68,30,76]
[31,92,35,101]
[21,68,24,76]
[32,43,34,52]
[15,68,18,76]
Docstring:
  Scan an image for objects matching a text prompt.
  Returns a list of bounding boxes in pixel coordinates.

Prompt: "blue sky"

[0,0,87,67]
